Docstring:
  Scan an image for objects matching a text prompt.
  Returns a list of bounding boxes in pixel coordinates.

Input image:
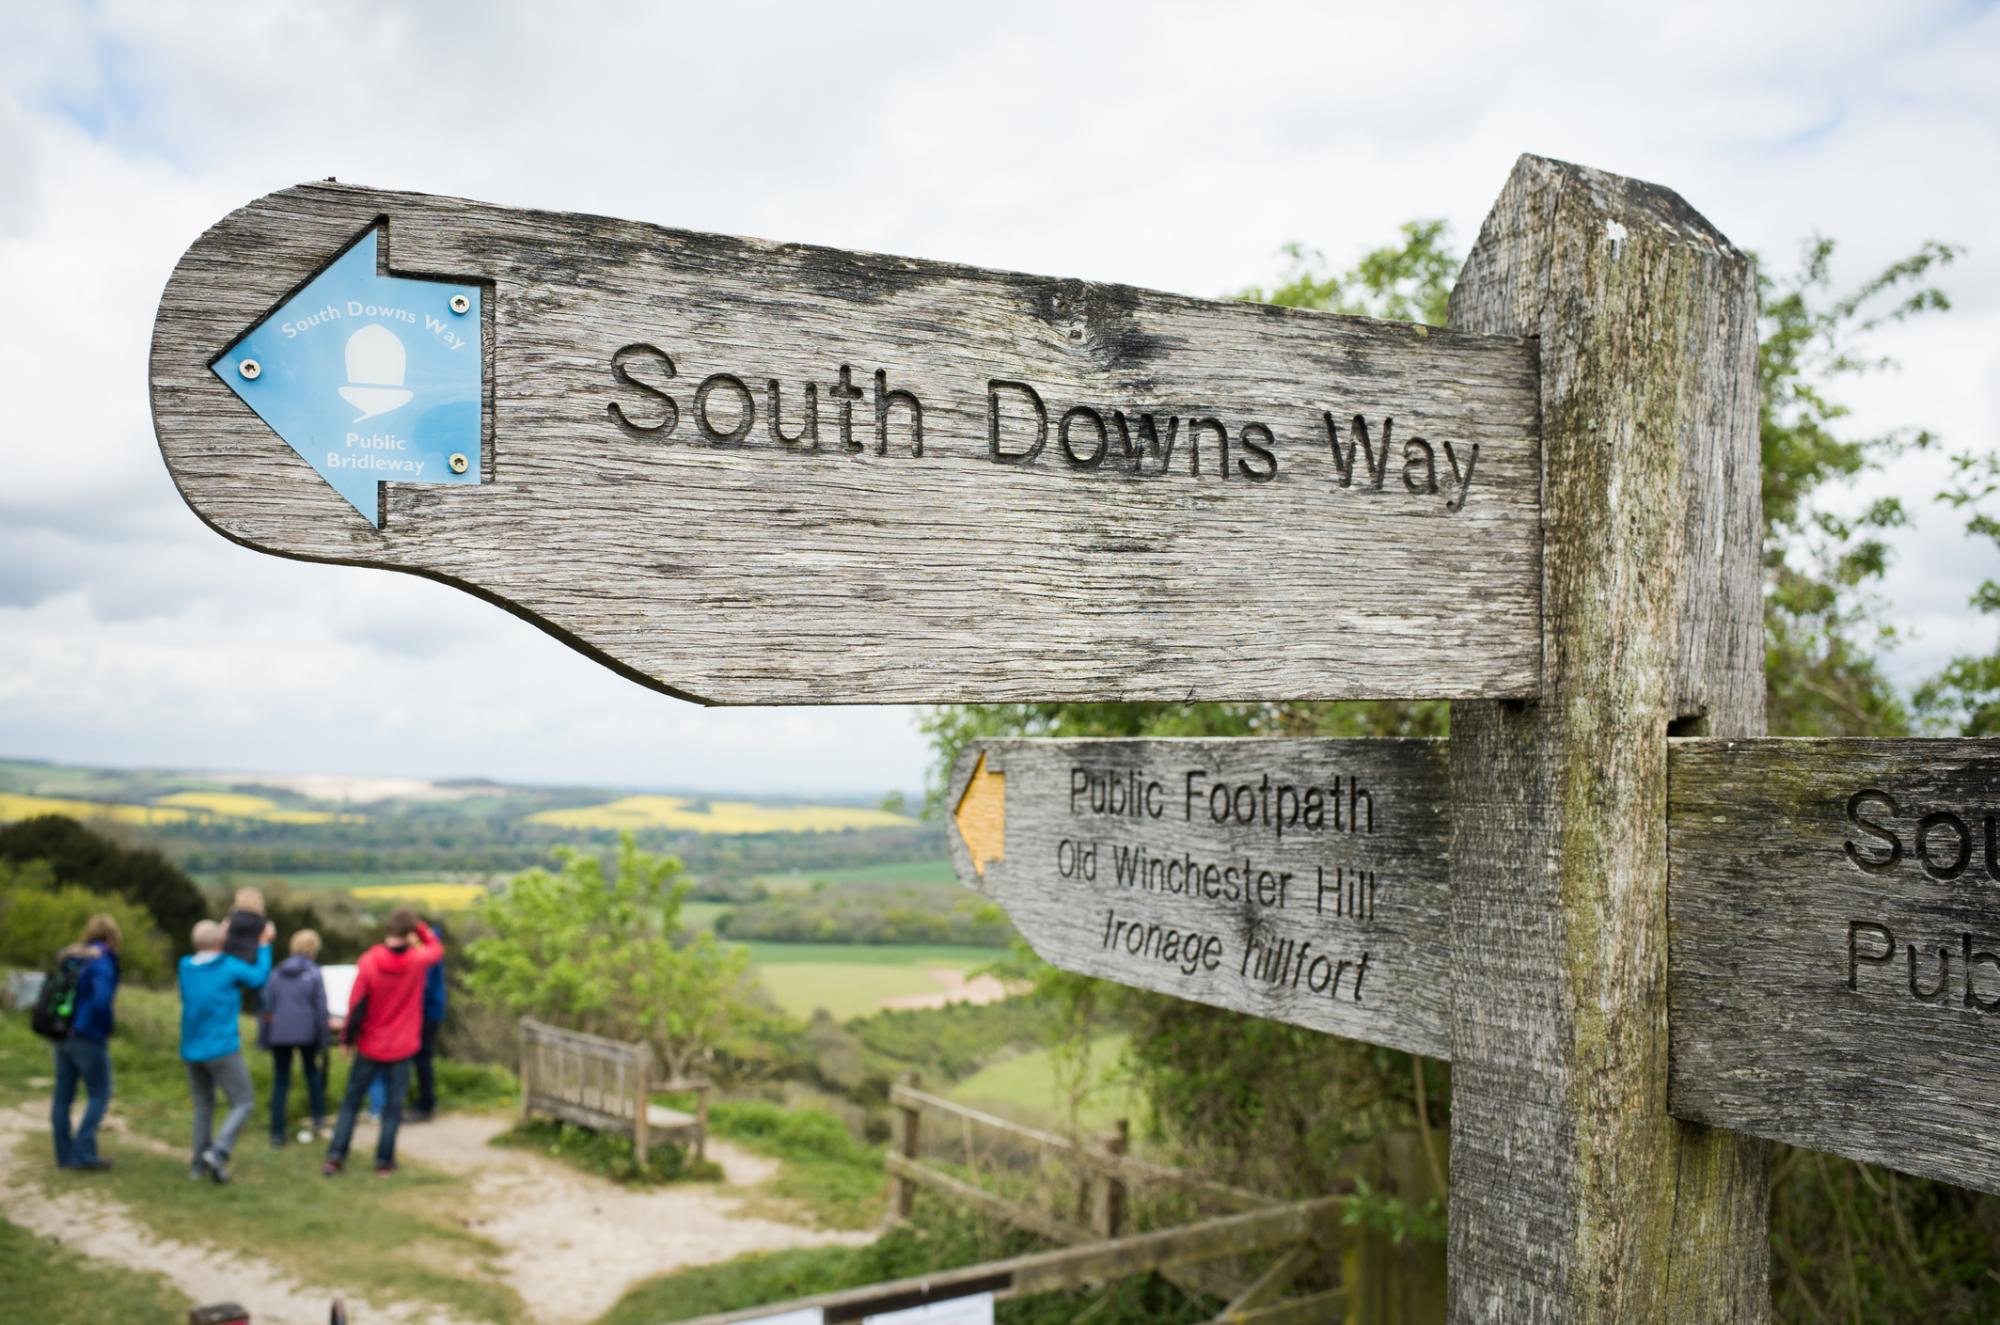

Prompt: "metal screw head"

[449,294,471,316]
[238,359,261,380]
[448,453,470,474]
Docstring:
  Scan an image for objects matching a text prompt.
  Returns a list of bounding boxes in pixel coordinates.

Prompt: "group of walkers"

[42,886,447,1183]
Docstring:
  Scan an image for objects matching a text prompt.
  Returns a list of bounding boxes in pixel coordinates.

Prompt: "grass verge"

[708,1100,886,1229]
[0,1213,194,1321]
[26,1131,522,1323]
[5,985,526,1323]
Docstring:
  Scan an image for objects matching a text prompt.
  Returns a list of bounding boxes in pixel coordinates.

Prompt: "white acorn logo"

[337,324,414,421]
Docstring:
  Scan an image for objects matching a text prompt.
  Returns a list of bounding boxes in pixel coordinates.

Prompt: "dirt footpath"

[395,1112,871,1324]
[879,967,1027,1011]
[1,1104,871,1325]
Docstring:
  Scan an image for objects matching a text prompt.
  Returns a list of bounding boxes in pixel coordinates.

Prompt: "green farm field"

[748,858,956,892]
[743,942,999,1021]
[948,1034,1139,1134]
[194,870,486,893]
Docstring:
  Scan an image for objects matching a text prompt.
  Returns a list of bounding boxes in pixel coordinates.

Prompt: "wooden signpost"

[941,158,1776,1319]
[153,154,1999,1323]
[946,738,1451,1056]
[150,182,1541,706]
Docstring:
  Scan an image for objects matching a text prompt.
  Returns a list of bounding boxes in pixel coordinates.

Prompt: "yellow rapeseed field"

[0,792,197,826]
[350,883,489,910]
[0,790,356,827]
[154,790,355,824]
[526,794,915,835]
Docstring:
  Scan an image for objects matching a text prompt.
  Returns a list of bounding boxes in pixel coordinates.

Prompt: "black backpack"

[31,955,83,1041]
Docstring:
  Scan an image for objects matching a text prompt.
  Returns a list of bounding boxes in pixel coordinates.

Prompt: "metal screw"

[238,359,261,380]
[449,294,470,315]
[448,453,470,474]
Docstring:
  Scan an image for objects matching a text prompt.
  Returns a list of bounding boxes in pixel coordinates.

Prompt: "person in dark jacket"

[51,914,121,1171]
[221,886,266,964]
[262,928,332,1146]
[408,931,447,1121]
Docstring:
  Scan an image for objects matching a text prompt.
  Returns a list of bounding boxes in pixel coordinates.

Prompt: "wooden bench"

[518,1017,709,1167]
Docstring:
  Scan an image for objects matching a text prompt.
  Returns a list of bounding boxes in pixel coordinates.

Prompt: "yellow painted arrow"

[954,752,1006,877]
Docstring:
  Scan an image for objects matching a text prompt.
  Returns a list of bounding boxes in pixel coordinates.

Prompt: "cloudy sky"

[2,1,1995,797]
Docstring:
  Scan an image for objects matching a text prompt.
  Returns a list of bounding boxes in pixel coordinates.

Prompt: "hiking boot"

[201,1146,230,1184]
[322,1158,343,1177]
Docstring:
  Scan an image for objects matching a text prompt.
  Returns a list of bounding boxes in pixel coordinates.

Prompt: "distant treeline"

[165,820,945,884]
[716,882,1012,947]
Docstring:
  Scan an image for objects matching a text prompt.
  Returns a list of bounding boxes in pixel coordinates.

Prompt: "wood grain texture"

[947,737,1451,1057]
[1670,737,2000,1197]
[1444,155,1769,1322]
[151,183,1541,705]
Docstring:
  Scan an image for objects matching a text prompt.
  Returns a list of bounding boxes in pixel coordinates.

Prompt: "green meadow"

[744,942,999,1020]
[747,858,956,892]
[948,1034,1139,1134]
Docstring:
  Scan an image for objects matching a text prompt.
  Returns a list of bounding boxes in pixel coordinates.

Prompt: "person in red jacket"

[322,908,443,1176]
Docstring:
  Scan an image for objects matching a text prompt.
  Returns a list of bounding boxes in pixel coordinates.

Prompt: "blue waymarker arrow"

[211,227,482,526]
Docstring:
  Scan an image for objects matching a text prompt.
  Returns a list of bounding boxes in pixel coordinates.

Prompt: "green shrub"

[490,1117,721,1186]
[708,1100,886,1228]
[0,816,205,949]
[429,1056,519,1111]
[0,860,173,985]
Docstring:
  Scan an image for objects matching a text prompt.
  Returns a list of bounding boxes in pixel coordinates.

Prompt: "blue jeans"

[269,1043,328,1139]
[326,1054,410,1168]
[51,1036,112,1167]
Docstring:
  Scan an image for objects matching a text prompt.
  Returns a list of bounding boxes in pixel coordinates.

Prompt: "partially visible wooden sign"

[946,738,1451,1057]
[1670,738,2000,1195]
[152,183,1541,705]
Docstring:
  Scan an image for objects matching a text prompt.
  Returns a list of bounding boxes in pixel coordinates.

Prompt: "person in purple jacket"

[51,914,121,1171]
[261,929,332,1146]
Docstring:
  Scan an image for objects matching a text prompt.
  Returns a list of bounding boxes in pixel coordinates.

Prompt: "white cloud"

[2,0,1997,791]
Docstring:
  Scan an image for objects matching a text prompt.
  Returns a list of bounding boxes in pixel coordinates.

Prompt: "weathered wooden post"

[894,1070,922,1220]
[1094,1118,1130,1239]
[1343,1132,1448,1325]
[518,1020,532,1120]
[1443,156,1769,1319]
[632,1039,652,1175]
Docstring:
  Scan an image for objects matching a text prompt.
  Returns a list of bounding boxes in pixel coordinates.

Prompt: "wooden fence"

[680,1195,1349,1325]
[677,1075,1445,1323]
[517,1017,709,1167]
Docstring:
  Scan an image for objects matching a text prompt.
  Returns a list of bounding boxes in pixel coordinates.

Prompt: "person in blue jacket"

[51,914,122,1171]
[178,916,272,1183]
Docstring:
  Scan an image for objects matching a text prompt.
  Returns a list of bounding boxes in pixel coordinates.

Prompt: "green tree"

[467,835,751,1078]
[0,815,206,950]
[1914,446,2000,733]
[1759,236,1959,736]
